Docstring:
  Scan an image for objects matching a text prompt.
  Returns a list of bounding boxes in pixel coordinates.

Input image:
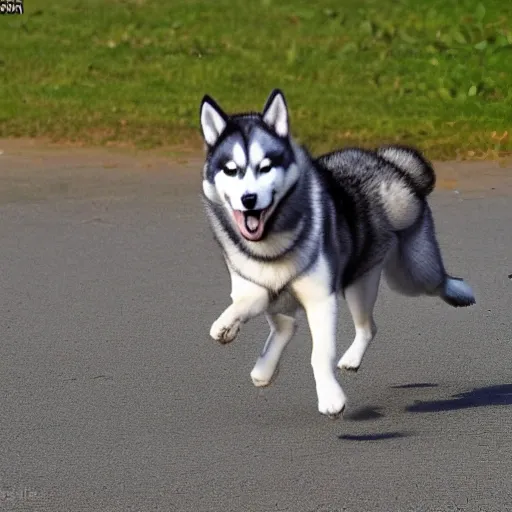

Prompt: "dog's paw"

[317,381,347,418]
[337,348,363,373]
[210,317,240,344]
[250,364,279,388]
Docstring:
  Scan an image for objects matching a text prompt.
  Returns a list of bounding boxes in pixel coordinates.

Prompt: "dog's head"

[200,89,299,242]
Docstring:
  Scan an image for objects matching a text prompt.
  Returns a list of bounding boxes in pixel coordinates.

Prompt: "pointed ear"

[262,89,289,137]
[200,95,228,147]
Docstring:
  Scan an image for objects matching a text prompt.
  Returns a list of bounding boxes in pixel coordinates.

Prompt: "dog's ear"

[200,95,228,147]
[262,89,289,138]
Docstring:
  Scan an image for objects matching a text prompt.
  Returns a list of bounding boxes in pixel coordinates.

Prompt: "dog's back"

[316,145,435,221]
[314,146,435,287]
[316,145,474,307]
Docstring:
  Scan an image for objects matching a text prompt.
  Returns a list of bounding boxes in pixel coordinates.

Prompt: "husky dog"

[199,89,475,418]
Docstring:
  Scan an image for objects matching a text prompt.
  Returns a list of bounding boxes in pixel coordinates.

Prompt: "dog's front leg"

[291,258,346,418]
[210,268,269,344]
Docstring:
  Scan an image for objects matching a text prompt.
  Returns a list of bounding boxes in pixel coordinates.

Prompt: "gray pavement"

[0,142,511,512]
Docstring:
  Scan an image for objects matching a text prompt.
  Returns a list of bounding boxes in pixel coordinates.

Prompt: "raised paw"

[210,317,241,344]
[317,381,347,418]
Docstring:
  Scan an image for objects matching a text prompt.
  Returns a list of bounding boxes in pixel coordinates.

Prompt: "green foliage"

[1,0,511,158]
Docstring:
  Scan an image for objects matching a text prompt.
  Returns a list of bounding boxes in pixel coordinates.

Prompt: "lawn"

[1,0,512,159]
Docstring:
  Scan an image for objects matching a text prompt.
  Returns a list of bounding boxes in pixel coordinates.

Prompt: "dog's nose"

[241,193,257,210]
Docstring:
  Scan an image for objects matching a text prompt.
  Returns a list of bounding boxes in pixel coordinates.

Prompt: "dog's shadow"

[338,432,406,441]
[338,383,512,442]
[391,382,438,390]
[406,383,512,413]
[339,404,409,442]
[344,405,384,421]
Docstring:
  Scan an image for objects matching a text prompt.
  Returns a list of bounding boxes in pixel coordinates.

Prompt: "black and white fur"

[199,89,475,418]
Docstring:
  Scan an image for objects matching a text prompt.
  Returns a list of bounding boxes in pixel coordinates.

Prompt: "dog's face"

[200,90,299,242]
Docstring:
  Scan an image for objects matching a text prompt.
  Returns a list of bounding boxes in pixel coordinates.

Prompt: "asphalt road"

[0,142,511,512]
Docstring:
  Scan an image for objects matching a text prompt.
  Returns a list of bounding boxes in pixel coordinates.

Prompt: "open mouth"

[232,208,271,241]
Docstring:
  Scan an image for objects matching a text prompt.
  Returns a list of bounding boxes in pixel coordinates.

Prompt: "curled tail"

[440,276,476,308]
[377,145,436,197]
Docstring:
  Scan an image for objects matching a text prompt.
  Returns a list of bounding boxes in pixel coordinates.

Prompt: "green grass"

[1,0,512,159]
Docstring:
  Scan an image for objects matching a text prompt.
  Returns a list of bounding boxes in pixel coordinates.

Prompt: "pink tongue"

[233,210,265,241]
[246,216,259,231]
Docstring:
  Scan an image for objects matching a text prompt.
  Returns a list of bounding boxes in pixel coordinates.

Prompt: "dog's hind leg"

[250,313,297,387]
[338,264,382,372]
[384,204,475,307]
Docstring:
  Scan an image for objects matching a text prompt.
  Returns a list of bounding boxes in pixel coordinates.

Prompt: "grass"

[1,0,512,159]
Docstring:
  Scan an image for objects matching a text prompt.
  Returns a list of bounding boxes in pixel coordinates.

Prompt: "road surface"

[0,141,511,512]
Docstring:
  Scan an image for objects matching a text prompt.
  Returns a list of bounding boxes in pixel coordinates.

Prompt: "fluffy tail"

[377,145,436,197]
[440,276,476,307]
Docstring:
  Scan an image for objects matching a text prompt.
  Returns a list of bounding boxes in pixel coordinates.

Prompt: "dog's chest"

[226,249,299,293]
[207,211,307,292]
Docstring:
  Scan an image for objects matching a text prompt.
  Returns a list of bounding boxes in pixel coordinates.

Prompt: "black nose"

[241,193,257,210]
